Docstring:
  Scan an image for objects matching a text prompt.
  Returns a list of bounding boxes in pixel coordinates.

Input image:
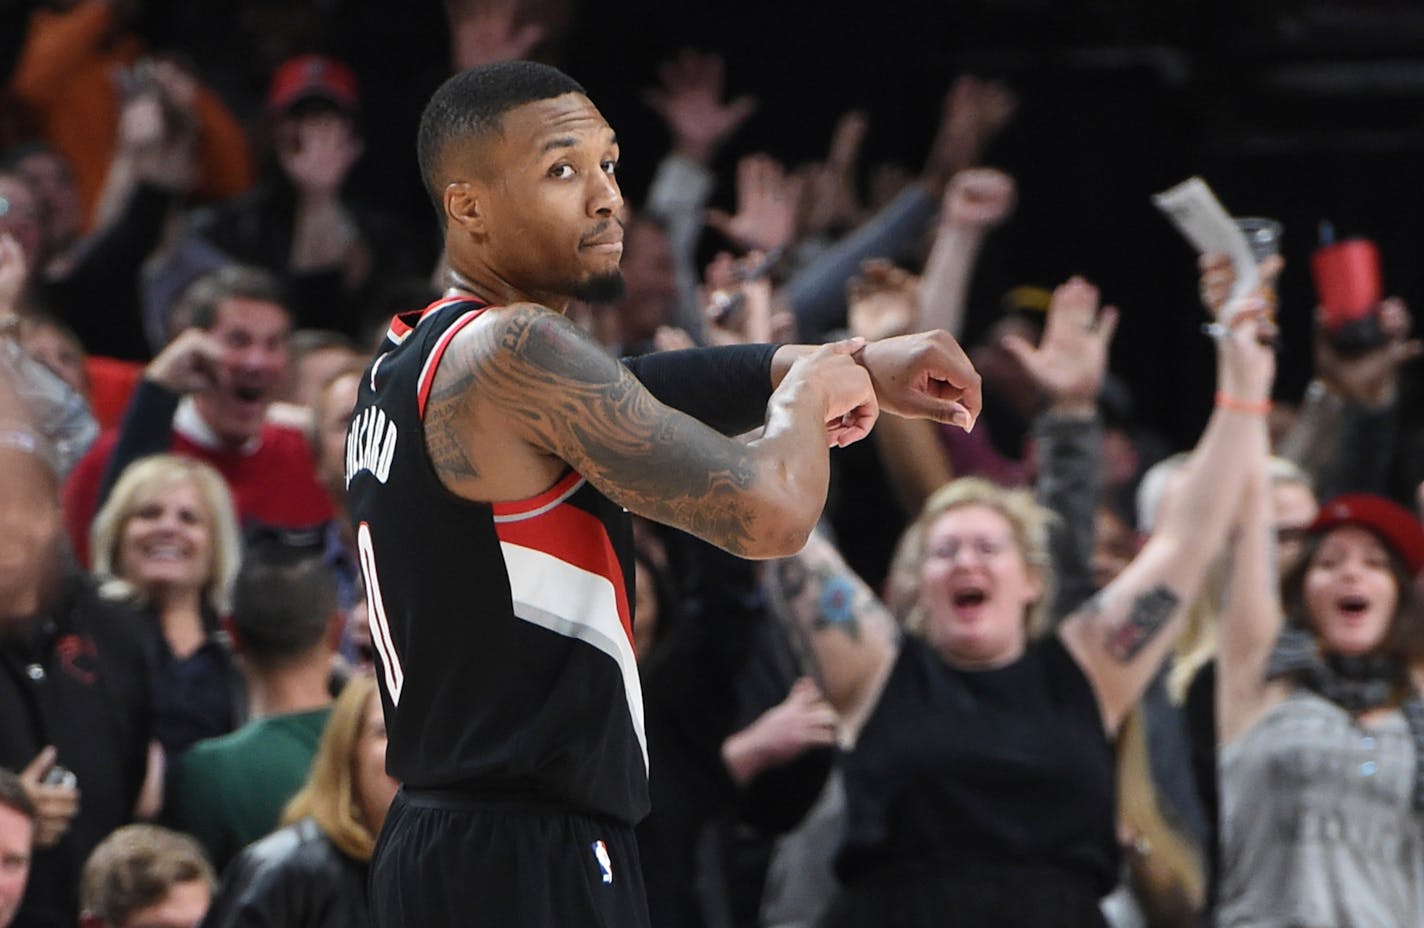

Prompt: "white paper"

[1151,176,1259,317]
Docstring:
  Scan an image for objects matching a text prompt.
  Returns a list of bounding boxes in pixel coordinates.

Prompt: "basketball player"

[347,61,981,926]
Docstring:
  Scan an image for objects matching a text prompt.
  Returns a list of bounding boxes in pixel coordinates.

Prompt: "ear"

[444,181,486,235]
[1022,564,1045,607]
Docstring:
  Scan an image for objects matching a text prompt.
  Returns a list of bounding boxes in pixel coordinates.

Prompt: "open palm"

[1002,276,1118,409]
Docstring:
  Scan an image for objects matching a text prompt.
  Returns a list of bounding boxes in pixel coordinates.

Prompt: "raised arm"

[918,168,1016,338]
[1216,468,1287,745]
[1057,268,1277,733]
[426,303,876,559]
[764,529,900,743]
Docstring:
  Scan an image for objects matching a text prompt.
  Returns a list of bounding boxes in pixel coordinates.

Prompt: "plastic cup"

[1311,238,1381,326]
[1235,217,1284,263]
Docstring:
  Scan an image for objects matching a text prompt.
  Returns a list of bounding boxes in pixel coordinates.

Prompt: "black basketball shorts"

[370,789,651,927]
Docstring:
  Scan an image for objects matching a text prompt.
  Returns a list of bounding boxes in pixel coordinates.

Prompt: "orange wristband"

[1215,392,1271,416]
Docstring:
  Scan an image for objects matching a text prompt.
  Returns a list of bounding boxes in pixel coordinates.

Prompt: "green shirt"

[169,706,332,871]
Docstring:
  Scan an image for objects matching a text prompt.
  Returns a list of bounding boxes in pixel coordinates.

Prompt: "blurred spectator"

[166,548,339,872]
[0,769,34,928]
[181,54,426,337]
[7,1,252,228]
[79,825,213,928]
[62,265,333,566]
[90,455,245,757]
[0,420,152,928]
[1217,491,1424,925]
[202,675,394,928]
[606,215,680,356]
[1,143,81,278]
[307,365,364,657]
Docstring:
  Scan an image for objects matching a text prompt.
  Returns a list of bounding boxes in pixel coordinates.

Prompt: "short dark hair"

[230,545,337,672]
[416,61,586,217]
[0,767,35,821]
[80,825,214,926]
[171,265,289,334]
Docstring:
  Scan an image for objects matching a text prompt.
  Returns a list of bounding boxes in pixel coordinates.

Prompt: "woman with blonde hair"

[773,269,1277,926]
[90,453,245,755]
[202,675,397,928]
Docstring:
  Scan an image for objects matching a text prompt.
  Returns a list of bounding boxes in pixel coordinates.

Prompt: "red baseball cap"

[266,55,359,114]
[1310,493,1424,576]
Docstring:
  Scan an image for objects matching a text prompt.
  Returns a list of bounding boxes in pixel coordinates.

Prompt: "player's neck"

[445,266,569,314]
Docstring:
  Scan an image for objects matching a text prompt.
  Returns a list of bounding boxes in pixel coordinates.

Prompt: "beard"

[571,271,625,304]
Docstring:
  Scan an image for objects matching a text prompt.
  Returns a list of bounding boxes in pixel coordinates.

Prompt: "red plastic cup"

[1312,238,1381,329]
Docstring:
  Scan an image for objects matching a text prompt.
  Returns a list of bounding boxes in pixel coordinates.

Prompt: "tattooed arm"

[764,530,899,744]
[424,303,876,559]
[1057,287,1275,734]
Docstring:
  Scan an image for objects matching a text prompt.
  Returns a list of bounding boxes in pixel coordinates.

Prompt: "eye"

[548,164,574,179]
[601,159,618,175]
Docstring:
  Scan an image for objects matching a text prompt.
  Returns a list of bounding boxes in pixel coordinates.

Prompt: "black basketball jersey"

[346,297,649,824]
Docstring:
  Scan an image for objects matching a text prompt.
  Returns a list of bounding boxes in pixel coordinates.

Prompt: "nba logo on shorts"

[591,840,613,884]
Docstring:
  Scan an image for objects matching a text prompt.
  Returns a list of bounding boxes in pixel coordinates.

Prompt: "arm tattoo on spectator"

[1104,585,1180,662]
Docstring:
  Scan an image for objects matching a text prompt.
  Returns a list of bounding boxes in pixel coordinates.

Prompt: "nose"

[588,168,622,218]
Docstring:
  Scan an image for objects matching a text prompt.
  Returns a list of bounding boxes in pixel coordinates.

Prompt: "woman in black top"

[89,453,245,755]
[775,273,1277,927]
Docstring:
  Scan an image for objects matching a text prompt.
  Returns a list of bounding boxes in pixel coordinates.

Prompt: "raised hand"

[144,328,227,395]
[446,0,547,69]
[798,110,868,238]
[1000,276,1119,414]
[707,154,803,253]
[643,50,756,164]
[1313,297,1423,407]
[278,114,363,201]
[943,167,1016,231]
[922,75,1019,190]
[1198,252,1283,320]
[847,258,918,342]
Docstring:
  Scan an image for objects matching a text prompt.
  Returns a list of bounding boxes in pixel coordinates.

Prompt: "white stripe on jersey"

[500,541,649,773]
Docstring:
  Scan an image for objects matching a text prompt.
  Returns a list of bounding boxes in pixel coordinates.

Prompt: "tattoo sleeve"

[1103,585,1181,663]
[426,305,786,556]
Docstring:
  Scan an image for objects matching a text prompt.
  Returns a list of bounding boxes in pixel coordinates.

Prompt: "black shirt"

[838,635,1118,900]
[0,572,153,928]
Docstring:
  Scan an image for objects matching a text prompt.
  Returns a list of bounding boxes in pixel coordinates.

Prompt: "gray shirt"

[1219,689,1424,927]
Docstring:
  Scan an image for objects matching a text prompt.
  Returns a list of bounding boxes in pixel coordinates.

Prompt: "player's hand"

[855,330,981,430]
[786,338,879,448]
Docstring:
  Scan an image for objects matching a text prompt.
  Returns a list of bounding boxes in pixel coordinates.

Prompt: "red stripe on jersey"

[490,471,583,520]
[416,308,487,417]
[495,502,633,646]
[387,296,482,344]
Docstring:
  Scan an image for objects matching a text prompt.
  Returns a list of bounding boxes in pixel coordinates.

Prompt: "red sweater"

[64,419,334,567]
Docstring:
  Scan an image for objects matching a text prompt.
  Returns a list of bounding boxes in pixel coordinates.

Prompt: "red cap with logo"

[1310,493,1424,576]
[266,55,359,114]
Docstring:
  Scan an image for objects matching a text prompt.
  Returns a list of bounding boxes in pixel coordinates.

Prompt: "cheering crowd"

[1,1,1422,927]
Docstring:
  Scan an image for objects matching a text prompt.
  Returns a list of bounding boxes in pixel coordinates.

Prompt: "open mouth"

[232,384,265,403]
[1336,594,1370,617]
[952,588,987,608]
